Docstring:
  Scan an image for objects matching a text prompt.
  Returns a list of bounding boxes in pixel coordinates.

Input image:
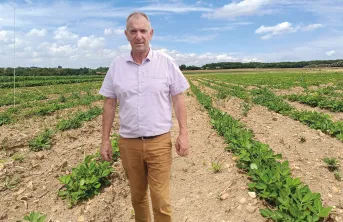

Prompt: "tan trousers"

[118,132,172,222]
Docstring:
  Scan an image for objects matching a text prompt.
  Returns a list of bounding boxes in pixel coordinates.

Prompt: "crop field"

[0,69,343,221]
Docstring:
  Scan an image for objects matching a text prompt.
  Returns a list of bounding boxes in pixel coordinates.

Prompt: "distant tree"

[58,65,62,69]
[179,64,187,70]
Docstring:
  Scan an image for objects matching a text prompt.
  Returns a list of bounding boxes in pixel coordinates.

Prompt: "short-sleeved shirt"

[99,48,189,138]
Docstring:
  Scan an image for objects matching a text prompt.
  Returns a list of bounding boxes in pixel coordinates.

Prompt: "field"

[0,69,343,221]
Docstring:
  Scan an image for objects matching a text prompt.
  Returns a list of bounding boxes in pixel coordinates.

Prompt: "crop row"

[0,77,104,88]
[198,72,343,89]
[0,75,104,83]
[0,93,104,126]
[0,82,102,107]
[189,79,332,221]
[285,93,343,112]
[196,79,343,142]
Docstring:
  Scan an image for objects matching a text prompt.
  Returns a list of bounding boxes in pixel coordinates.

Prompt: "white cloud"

[155,48,262,66]
[27,28,47,37]
[77,35,106,50]
[302,23,323,31]
[0,30,10,41]
[255,22,299,40]
[154,34,216,43]
[54,26,78,40]
[104,28,124,36]
[24,0,32,4]
[203,0,269,19]
[326,50,336,56]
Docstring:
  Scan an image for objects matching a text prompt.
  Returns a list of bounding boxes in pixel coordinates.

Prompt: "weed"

[334,171,342,181]
[12,153,24,162]
[58,94,66,103]
[323,157,340,172]
[23,211,46,222]
[212,161,222,173]
[4,175,20,189]
[29,129,54,152]
[240,102,252,117]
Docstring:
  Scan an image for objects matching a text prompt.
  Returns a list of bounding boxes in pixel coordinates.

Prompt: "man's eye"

[131,30,137,34]
[141,30,147,34]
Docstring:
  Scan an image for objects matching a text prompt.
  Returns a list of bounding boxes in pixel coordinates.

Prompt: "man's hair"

[126,12,151,30]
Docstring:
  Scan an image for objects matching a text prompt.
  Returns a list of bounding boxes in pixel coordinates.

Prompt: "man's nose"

[136,31,142,39]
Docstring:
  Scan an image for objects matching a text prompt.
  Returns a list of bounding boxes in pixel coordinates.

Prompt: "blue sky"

[0,0,342,68]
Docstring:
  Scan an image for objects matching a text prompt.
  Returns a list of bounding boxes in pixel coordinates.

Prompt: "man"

[99,12,189,222]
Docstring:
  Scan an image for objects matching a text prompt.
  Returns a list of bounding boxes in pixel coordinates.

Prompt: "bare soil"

[197,83,343,221]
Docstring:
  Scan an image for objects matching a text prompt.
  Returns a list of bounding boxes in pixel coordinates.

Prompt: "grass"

[211,161,222,173]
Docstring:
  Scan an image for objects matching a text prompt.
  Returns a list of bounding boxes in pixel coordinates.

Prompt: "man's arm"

[100,97,117,161]
[172,93,189,157]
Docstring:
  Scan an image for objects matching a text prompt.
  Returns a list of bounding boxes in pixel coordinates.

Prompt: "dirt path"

[196,82,343,221]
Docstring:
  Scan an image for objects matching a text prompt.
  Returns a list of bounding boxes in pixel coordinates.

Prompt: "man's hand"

[175,133,189,157]
[100,139,113,162]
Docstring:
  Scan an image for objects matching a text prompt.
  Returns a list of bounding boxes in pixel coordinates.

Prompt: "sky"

[0,0,343,68]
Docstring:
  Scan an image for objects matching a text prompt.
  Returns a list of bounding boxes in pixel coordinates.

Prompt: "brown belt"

[135,132,166,140]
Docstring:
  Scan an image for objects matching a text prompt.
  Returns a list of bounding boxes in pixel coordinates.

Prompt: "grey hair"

[126,12,152,30]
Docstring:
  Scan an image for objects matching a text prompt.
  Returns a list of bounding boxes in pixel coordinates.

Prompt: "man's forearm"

[102,98,117,141]
[172,93,188,134]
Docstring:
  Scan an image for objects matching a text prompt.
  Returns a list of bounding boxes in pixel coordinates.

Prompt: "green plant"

[334,171,342,181]
[56,107,102,131]
[29,129,54,151]
[189,80,332,221]
[4,175,20,189]
[211,161,222,173]
[58,94,66,103]
[323,157,340,172]
[111,133,120,162]
[23,212,46,222]
[240,102,252,117]
[12,154,24,162]
[58,154,113,208]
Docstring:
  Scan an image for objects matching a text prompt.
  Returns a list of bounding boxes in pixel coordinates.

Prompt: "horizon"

[1,0,343,68]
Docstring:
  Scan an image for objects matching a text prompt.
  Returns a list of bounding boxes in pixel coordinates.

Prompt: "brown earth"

[0,90,266,222]
[195,82,343,221]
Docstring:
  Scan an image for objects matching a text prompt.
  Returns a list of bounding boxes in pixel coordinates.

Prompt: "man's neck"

[131,48,150,65]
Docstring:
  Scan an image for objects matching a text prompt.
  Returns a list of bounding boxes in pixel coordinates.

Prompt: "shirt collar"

[126,47,153,63]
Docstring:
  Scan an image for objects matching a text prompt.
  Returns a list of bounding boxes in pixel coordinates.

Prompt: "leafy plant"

[58,155,113,208]
[189,80,333,221]
[23,211,46,222]
[29,129,54,152]
[56,107,102,131]
[111,133,120,162]
[240,101,252,117]
[323,157,340,172]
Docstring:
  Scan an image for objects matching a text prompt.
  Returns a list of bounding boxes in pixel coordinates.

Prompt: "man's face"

[125,16,153,54]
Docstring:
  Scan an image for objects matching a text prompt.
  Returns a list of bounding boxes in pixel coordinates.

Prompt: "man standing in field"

[99,12,189,222]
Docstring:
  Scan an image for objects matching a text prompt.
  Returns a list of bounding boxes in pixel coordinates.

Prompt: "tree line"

[179,59,343,70]
[1,59,342,76]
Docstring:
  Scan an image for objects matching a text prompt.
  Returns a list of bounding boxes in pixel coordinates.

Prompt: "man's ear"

[125,30,129,40]
[150,28,154,37]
